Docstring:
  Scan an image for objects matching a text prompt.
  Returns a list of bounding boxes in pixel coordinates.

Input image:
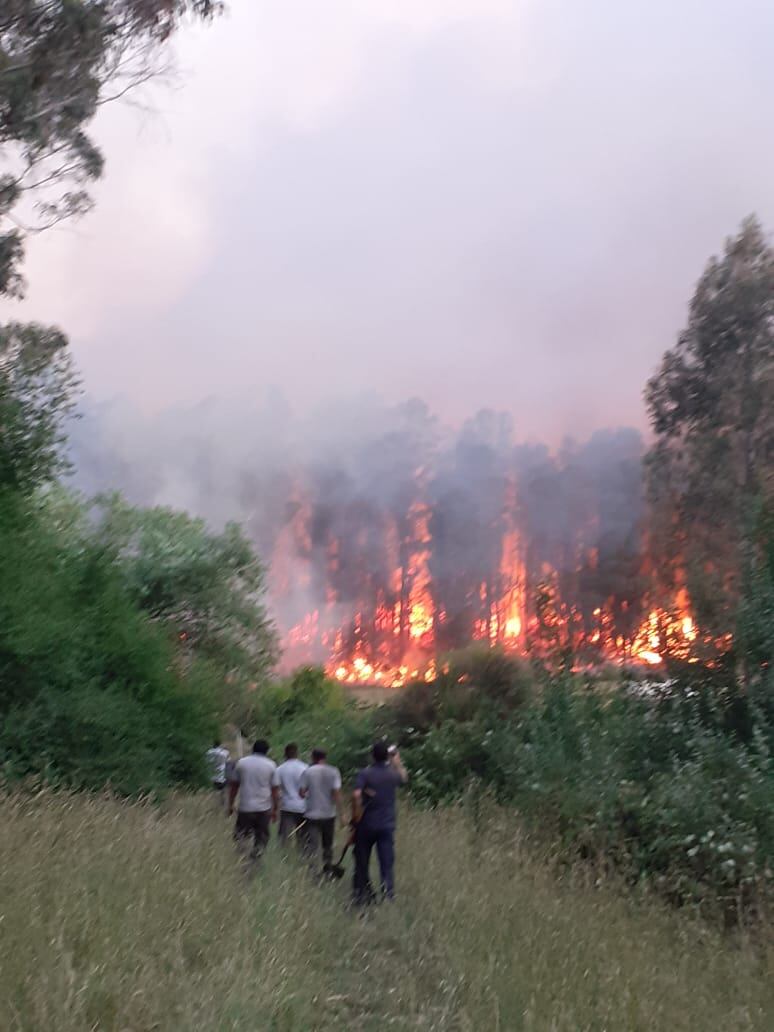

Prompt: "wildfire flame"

[274,484,724,686]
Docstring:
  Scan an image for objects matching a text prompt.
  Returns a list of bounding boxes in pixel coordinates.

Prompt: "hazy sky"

[6,0,774,442]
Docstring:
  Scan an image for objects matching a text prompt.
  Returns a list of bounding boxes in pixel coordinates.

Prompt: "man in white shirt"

[299,747,342,872]
[228,739,278,859]
[273,742,307,846]
[206,739,230,812]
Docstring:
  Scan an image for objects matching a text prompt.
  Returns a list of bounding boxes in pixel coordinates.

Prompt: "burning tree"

[271,407,696,683]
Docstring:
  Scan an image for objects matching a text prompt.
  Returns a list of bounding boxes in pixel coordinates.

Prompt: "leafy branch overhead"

[0,0,223,297]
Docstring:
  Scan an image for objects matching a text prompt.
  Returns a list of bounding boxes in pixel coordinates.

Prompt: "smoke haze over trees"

[66,393,648,667]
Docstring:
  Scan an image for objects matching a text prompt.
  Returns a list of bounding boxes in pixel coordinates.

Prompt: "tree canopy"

[645,216,774,639]
[0,320,79,493]
[0,0,222,296]
[92,494,278,680]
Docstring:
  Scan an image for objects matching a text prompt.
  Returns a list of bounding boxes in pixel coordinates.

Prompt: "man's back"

[275,758,307,813]
[356,762,402,830]
[207,745,229,783]
[236,753,276,812]
[301,763,341,819]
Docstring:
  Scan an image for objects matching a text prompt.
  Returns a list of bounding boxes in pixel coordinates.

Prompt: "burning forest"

[251,404,718,686]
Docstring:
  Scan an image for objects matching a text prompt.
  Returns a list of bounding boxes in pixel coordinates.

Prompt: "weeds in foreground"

[1,789,774,1031]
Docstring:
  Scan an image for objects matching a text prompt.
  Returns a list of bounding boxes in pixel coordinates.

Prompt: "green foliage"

[390,647,535,733]
[0,0,222,295]
[90,494,278,690]
[645,216,774,640]
[0,321,78,492]
[250,666,345,730]
[0,492,217,794]
[221,651,774,914]
[736,501,774,669]
[246,666,376,780]
[388,670,774,914]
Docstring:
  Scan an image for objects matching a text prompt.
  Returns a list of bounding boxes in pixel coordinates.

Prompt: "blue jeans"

[353,825,395,901]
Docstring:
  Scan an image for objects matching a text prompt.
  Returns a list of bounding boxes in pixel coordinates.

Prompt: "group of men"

[206,737,408,903]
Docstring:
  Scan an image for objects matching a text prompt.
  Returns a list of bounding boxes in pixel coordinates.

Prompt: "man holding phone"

[352,741,408,904]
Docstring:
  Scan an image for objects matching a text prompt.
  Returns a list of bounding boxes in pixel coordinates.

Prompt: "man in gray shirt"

[273,742,307,846]
[228,739,278,860]
[299,747,342,872]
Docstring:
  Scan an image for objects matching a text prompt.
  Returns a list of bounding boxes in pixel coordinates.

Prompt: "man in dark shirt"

[352,741,408,904]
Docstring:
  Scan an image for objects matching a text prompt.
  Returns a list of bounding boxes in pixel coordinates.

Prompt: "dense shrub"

[390,673,774,914]
[0,493,217,794]
[250,666,347,731]
[390,647,536,734]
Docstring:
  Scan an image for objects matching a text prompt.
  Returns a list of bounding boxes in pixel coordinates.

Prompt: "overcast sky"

[6,0,774,443]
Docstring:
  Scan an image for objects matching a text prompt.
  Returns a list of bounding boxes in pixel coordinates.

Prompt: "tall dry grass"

[1,788,773,1030]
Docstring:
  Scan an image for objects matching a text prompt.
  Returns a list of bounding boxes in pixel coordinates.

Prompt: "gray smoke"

[67,395,646,656]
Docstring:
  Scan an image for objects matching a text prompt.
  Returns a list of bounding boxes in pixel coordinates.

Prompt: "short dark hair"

[253,739,269,755]
[311,747,327,763]
[212,739,221,749]
[284,742,298,759]
[372,740,389,763]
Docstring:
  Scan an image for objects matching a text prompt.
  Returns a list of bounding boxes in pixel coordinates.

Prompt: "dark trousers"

[303,817,335,867]
[234,809,271,858]
[278,810,305,845]
[353,825,395,901]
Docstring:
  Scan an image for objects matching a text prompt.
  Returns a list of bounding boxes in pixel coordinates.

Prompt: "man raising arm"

[352,742,408,904]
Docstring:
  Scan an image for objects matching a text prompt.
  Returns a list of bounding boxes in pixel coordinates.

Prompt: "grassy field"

[1,790,774,1031]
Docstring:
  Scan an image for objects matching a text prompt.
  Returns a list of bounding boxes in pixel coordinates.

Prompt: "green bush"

[389,647,535,734]
[249,666,346,731]
[384,670,774,915]
[221,647,774,915]
[0,493,217,794]
[246,666,376,780]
